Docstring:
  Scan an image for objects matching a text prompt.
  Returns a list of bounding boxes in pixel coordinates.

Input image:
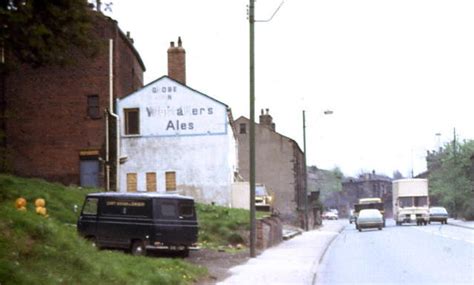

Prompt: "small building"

[233,109,306,226]
[117,39,238,206]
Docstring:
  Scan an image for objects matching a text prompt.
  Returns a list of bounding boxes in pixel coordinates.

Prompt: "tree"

[429,139,474,219]
[392,170,404,180]
[0,0,98,70]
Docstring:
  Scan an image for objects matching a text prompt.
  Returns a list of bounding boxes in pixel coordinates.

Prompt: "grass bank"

[0,174,206,284]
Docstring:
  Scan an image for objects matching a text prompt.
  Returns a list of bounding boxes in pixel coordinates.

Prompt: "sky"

[101,0,474,178]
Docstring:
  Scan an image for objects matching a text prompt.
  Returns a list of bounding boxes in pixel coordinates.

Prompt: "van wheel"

[131,240,146,256]
[179,248,190,258]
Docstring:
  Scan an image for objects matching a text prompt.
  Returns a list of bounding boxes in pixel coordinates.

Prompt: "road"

[316,219,474,285]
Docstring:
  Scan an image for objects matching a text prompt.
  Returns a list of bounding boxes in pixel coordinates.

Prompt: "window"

[82,198,98,215]
[127,173,137,192]
[239,123,246,134]
[414,196,428,207]
[165,171,176,191]
[87,95,100,119]
[146,172,156,192]
[160,201,177,218]
[124,108,139,135]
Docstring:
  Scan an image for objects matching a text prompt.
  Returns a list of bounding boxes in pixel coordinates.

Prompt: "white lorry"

[392,178,429,226]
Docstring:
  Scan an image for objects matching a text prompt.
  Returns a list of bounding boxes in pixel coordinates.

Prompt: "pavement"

[446,218,474,229]
[217,220,345,285]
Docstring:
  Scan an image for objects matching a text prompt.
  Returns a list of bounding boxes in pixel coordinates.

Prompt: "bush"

[462,197,474,221]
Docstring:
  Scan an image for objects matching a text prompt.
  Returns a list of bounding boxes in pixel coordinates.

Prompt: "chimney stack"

[167,37,186,85]
[259,108,275,132]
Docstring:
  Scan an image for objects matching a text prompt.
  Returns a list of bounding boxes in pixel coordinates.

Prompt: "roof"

[120,75,228,108]
[234,116,304,154]
[86,192,195,200]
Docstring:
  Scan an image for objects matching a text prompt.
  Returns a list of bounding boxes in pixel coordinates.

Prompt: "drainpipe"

[105,110,110,191]
[109,38,120,192]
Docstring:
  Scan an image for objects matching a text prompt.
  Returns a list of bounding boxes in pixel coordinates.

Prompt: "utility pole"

[248,0,257,258]
[303,110,308,231]
[248,0,284,258]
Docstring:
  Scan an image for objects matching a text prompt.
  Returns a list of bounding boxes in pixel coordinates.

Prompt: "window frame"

[87,95,100,119]
[165,171,176,192]
[124,108,140,135]
[239,123,247,134]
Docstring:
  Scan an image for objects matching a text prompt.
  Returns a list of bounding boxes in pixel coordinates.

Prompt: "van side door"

[77,197,99,239]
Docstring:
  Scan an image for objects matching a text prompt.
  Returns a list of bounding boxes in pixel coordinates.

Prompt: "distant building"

[233,109,306,226]
[117,39,238,206]
[326,171,393,217]
[1,11,145,188]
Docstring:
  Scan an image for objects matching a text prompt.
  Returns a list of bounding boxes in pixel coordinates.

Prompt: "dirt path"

[186,248,251,284]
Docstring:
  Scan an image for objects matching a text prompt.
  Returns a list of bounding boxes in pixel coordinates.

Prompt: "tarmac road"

[315,219,474,285]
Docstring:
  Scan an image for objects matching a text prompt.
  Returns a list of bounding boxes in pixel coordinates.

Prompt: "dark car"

[429,207,448,224]
[77,192,198,256]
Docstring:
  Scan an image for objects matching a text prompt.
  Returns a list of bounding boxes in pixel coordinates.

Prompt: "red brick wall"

[3,14,145,186]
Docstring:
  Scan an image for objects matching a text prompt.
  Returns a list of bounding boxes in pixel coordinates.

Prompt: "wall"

[256,216,283,250]
[234,116,305,226]
[118,76,237,205]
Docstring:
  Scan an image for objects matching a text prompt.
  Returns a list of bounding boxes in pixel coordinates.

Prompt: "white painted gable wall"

[118,77,237,206]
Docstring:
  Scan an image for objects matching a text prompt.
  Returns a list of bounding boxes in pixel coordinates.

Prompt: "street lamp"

[303,109,333,231]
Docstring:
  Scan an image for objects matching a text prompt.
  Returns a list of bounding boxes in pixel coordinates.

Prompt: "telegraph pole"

[248,0,284,258]
[249,0,257,258]
[303,110,308,231]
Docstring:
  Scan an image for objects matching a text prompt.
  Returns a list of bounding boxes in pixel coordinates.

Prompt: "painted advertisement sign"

[122,77,228,137]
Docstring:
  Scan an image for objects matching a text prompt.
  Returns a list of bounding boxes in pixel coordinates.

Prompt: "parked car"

[323,211,338,220]
[77,192,198,257]
[255,184,273,212]
[429,206,448,224]
[356,209,383,232]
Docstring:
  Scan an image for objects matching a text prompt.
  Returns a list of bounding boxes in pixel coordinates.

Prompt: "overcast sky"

[105,0,474,178]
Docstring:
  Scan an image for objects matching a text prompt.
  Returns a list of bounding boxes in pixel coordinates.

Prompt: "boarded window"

[239,123,246,134]
[127,173,137,192]
[124,108,139,135]
[165,171,176,192]
[146,172,156,192]
[87,95,100,119]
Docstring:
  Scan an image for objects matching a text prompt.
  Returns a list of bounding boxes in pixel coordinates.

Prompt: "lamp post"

[303,109,333,231]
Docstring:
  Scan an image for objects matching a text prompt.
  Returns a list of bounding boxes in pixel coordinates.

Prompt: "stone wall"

[256,216,283,250]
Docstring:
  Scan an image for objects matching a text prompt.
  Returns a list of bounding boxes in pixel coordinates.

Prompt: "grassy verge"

[0,174,206,284]
[196,203,269,250]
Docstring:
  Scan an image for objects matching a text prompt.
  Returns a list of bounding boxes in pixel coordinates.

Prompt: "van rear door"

[154,198,198,245]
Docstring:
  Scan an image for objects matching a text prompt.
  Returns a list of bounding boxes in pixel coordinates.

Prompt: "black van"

[77,192,198,256]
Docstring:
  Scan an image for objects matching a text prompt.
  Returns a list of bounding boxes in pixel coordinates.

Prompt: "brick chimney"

[167,37,186,85]
[259,108,275,132]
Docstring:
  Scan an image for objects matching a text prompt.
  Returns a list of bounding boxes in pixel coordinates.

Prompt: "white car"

[356,209,383,231]
[323,211,338,220]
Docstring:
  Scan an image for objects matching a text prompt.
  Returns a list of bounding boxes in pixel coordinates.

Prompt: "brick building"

[233,109,306,227]
[1,12,145,188]
[325,171,393,218]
